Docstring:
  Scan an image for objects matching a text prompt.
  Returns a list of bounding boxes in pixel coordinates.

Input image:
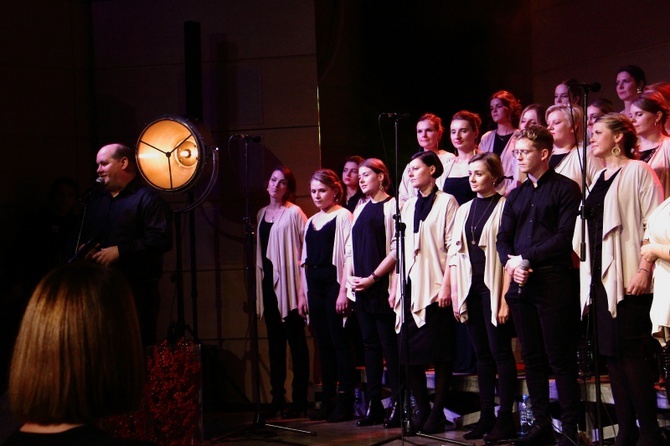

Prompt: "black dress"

[398,189,454,365]
[585,169,655,358]
[443,175,477,374]
[351,198,392,314]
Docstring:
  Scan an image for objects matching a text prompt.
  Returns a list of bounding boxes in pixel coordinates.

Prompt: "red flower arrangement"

[103,339,203,445]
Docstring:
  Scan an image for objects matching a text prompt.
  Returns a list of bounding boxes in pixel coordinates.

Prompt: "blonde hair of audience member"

[9,262,144,427]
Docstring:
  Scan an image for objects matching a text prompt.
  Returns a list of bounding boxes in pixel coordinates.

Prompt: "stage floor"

[204,411,487,445]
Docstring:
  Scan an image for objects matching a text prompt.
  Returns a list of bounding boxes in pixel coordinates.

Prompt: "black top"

[82,177,172,283]
[305,217,336,266]
[585,169,620,271]
[259,219,274,288]
[493,132,513,156]
[443,176,476,205]
[497,169,581,269]
[639,148,658,164]
[549,152,569,170]
[352,198,392,313]
[344,190,365,213]
[466,194,502,283]
[2,425,155,446]
[413,186,438,233]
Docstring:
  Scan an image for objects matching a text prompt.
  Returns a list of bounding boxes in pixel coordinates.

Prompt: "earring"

[611,144,621,157]
[379,183,383,191]
[637,87,643,94]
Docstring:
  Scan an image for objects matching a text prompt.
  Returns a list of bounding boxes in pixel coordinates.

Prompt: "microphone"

[232,134,262,143]
[383,112,411,120]
[80,177,104,201]
[518,259,531,294]
[573,81,601,92]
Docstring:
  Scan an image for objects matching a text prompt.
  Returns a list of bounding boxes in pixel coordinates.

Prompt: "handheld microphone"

[518,259,531,294]
[232,134,262,143]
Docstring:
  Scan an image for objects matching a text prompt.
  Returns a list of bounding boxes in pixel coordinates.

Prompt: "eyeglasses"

[512,149,536,157]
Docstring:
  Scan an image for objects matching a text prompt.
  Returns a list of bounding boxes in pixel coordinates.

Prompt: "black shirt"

[497,169,580,269]
[82,177,172,283]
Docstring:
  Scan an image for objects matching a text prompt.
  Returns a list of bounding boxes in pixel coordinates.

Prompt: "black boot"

[357,399,385,426]
[383,400,401,428]
[309,396,335,421]
[484,411,517,443]
[327,391,354,423]
[463,408,496,440]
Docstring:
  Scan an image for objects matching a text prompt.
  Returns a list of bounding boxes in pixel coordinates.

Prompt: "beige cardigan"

[392,191,458,332]
[574,161,663,318]
[448,197,506,326]
[255,203,307,319]
[647,198,670,345]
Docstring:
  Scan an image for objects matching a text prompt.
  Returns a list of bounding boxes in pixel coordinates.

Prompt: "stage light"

[136,115,207,192]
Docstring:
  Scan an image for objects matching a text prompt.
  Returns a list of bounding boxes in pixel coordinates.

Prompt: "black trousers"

[357,308,400,402]
[262,280,310,406]
[307,266,355,397]
[464,281,517,413]
[506,266,581,429]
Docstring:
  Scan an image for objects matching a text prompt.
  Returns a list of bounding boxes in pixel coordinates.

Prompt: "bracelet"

[639,267,652,276]
[370,272,380,282]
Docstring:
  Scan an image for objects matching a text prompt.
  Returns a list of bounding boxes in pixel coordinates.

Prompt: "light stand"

[136,114,219,341]
[370,114,473,446]
[577,84,604,445]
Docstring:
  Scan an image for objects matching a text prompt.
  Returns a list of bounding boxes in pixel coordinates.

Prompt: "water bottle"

[519,394,532,436]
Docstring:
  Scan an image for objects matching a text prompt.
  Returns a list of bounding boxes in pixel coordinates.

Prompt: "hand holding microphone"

[516,259,532,290]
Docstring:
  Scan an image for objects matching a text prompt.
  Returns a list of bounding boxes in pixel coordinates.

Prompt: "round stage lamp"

[136,115,207,192]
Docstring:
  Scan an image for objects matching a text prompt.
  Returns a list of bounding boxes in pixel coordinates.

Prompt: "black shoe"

[556,425,578,446]
[463,410,496,440]
[484,412,517,443]
[263,396,285,418]
[383,401,401,428]
[283,402,307,419]
[357,400,385,427]
[327,392,353,423]
[512,424,555,446]
[309,397,334,421]
[412,405,431,432]
[419,408,446,435]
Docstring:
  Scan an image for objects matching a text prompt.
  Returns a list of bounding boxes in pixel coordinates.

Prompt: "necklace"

[265,205,285,223]
[469,196,495,245]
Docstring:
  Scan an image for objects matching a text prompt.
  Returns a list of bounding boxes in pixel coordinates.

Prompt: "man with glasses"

[497,126,582,446]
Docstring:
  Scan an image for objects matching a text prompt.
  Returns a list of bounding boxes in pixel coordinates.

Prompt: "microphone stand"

[370,115,473,446]
[577,85,604,445]
[215,135,314,442]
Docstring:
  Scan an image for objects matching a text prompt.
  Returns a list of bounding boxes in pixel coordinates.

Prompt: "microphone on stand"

[518,259,531,296]
[573,81,601,92]
[232,134,262,143]
[382,112,411,120]
[79,177,104,202]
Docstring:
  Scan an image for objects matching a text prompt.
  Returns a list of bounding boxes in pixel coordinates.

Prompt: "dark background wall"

[1,0,669,406]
